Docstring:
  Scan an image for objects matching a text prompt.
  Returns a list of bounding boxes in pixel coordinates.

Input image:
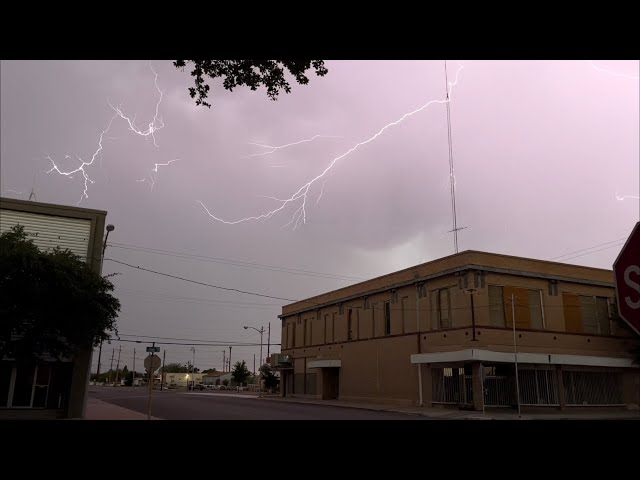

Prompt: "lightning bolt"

[616,193,640,201]
[3,189,24,195]
[199,62,465,227]
[244,135,342,158]
[47,63,171,204]
[136,159,180,192]
[588,60,640,80]
[153,159,180,172]
[107,65,165,147]
[46,114,118,205]
[315,182,326,206]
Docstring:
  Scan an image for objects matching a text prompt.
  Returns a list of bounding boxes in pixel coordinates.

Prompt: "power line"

[554,243,625,262]
[549,237,627,260]
[117,333,278,345]
[107,241,365,282]
[105,257,308,304]
[115,288,280,310]
[108,337,279,347]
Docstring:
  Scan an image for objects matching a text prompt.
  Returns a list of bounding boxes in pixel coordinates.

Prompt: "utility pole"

[96,340,103,381]
[228,346,232,372]
[147,342,155,420]
[108,349,115,385]
[160,350,166,391]
[114,345,122,386]
[133,348,136,387]
[511,294,522,418]
[267,322,271,360]
[223,350,226,372]
[253,354,256,375]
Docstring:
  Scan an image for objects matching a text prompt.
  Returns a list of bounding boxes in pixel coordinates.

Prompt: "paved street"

[89,388,426,420]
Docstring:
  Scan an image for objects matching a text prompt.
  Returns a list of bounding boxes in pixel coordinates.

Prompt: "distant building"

[0,197,109,418]
[163,372,205,388]
[277,250,640,411]
[202,371,227,385]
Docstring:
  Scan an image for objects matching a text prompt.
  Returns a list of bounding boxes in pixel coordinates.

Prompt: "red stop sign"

[614,222,640,336]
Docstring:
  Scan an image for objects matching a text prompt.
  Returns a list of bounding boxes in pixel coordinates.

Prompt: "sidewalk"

[84,397,161,420]
[260,396,640,420]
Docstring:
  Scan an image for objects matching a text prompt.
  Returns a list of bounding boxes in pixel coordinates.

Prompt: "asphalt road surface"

[89,388,426,420]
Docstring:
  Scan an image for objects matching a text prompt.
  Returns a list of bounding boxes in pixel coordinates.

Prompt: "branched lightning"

[47,63,173,203]
[46,114,118,205]
[588,60,640,80]
[107,65,165,147]
[244,135,342,158]
[199,62,465,227]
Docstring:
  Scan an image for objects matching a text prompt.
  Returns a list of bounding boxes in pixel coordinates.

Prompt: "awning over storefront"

[410,349,635,368]
[307,359,342,369]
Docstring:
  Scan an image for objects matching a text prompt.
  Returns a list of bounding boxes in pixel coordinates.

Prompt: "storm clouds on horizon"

[1,59,638,371]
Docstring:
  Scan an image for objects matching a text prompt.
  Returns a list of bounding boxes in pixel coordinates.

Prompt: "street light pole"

[96,224,115,381]
[244,326,265,396]
[190,346,196,389]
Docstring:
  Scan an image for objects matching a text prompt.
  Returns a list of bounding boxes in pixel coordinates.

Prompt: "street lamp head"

[243,326,248,330]
[106,224,115,232]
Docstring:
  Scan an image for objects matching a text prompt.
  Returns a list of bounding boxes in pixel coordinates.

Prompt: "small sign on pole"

[146,346,160,353]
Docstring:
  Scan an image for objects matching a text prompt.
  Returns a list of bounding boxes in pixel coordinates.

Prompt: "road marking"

[178,392,259,399]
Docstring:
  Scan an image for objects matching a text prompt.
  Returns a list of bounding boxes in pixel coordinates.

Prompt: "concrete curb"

[259,397,640,420]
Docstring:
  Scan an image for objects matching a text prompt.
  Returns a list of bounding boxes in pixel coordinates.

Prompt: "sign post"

[613,222,640,336]
[144,343,161,420]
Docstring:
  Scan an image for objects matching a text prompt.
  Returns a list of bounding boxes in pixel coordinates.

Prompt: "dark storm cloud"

[1,60,638,370]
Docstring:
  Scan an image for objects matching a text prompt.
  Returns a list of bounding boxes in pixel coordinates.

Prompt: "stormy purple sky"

[1,60,638,374]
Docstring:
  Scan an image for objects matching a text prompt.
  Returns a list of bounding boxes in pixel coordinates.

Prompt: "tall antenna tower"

[28,173,37,202]
[444,60,466,253]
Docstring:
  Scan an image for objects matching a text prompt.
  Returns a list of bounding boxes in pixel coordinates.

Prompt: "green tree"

[174,60,328,108]
[259,363,280,392]
[0,225,120,361]
[231,360,251,385]
[124,370,134,386]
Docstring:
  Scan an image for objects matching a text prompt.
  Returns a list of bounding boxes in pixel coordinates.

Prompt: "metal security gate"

[519,369,559,406]
[432,368,473,406]
[483,375,514,407]
[563,371,624,406]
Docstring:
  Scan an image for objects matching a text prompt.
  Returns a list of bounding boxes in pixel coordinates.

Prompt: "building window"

[563,293,612,335]
[324,314,328,343]
[432,288,452,330]
[291,322,296,348]
[303,318,308,346]
[331,312,336,343]
[401,296,409,333]
[489,285,544,330]
[348,309,353,340]
[384,301,391,335]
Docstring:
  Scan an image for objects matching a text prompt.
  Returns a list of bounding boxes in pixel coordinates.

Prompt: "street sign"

[146,346,160,353]
[613,221,640,336]
[144,354,162,372]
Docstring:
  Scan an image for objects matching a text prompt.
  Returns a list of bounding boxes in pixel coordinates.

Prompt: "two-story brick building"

[277,251,640,411]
